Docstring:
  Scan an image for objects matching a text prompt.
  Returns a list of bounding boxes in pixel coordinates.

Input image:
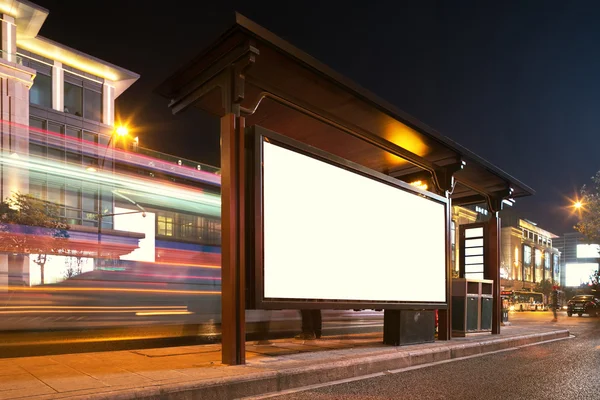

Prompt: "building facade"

[499,211,560,291]
[0,1,222,290]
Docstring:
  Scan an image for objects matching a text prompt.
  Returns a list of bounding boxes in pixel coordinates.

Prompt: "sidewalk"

[0,324,569,400]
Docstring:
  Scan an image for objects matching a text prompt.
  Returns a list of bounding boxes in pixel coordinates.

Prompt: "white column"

[102,81,114,126]
[52,61,64,112]
[0,15,15,62]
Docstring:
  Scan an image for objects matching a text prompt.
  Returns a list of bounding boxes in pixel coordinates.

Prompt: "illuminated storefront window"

[534,248,543,283]
[523,245,532,282]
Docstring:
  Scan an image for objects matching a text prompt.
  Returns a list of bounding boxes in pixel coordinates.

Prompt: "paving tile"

[121,367,189,382]
[0,372,42,391]
[133,344,221,357]
[85,351,146,365]
[0,384,55,400]
[25,364,107,392]
[0,365,25,377]
[11,357,58,369]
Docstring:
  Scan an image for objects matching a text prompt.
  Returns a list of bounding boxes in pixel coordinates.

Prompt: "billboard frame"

[247,125,450,310]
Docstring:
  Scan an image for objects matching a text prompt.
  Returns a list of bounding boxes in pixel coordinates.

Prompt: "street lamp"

[100,125,129,170]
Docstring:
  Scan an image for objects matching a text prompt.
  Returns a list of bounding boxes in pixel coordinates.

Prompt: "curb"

[61,329,570,400]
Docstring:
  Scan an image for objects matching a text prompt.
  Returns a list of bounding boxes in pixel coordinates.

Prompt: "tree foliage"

[533,279,554,299]
[575,171,600,244]
[0,193,70,284]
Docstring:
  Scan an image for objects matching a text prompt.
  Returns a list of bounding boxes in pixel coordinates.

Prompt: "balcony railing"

[0,50,23,65]
[133,146,220,174]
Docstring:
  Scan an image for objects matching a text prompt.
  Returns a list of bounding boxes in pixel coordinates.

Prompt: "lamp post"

[93,125,142,268]
[100,125,129,170]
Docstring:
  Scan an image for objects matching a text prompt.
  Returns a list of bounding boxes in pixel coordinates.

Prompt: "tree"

[575,171,600,244]
[64,250,85,279]
[533,279,554,301]
[575,170,600,293]
[0,193,70,284]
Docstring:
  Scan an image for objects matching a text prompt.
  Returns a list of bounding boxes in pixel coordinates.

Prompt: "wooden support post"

[438,198,452,340]
[486,214,501,335]
[221,114,246,365]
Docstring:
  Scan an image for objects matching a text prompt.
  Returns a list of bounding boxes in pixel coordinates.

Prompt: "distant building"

[0,1,221,289]
[499,211,560,291]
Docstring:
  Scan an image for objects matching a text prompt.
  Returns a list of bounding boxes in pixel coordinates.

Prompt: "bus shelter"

[156,13,535,365]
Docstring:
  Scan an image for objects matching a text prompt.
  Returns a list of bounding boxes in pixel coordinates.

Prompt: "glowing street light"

[115,125,128,137]
[574,201,583,209]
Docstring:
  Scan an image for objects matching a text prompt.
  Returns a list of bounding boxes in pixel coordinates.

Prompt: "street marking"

[239,335,573,400]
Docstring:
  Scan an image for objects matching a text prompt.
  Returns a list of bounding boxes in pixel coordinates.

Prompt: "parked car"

[566,295,600,317]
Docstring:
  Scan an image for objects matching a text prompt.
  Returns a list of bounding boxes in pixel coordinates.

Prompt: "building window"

[157,215,174,236]
[534,248,543,283]
[64,81,83,117]
[553,254,560,283]
[523,244,532,282]
[544,251,551,278]
[30,73,52,108]
[84,88,102,122]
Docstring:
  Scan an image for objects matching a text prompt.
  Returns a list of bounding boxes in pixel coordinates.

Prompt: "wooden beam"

[437,196,453,341]
[485,214,501,335]
[220,114,246,364]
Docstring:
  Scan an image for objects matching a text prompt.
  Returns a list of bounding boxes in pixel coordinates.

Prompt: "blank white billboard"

[114,207,156,262]
[577,244,600,259]
[565,263,598,287]
[262,140,447,303]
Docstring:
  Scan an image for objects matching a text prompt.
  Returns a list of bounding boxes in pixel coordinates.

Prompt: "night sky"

[32,0,600,235]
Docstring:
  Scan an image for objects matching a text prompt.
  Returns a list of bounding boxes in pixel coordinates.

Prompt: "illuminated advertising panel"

[258,133,448,306]
[576,244,600,259]
[113,207,156,262]
[565,263,598,287]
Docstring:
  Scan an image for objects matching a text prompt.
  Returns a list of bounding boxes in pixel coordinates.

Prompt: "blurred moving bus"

[501,290,546,311]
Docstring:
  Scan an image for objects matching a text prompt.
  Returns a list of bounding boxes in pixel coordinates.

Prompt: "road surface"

[250,311,599,400]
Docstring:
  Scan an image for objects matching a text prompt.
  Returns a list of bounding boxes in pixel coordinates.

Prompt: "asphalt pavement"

[0,314,569,400]
[246,311,597,400]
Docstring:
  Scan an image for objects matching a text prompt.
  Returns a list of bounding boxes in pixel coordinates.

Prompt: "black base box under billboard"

[383,310,435,346]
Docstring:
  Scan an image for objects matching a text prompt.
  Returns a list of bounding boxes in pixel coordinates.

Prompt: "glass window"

[64,183,81,209]
[30,73,52,108]
[179,214,195,239]
[29,172,45,199]
[66,127,81,140]
[47,147,64,162]
[82,185,98,214]
[48,122,63,134]
[83,131,98,157]
[534,249,543,283]
[64,82,83,116]
[29,143,46,158]
[553,254,560,282]
[84,88,102,122]
[29,117,45,131]
[157,215,173,237]
[523,245,532,282]
[47,181,63,205]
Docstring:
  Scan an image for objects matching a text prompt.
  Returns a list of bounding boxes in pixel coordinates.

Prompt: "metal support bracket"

[487,187,514,214]
[434,159,466,195]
